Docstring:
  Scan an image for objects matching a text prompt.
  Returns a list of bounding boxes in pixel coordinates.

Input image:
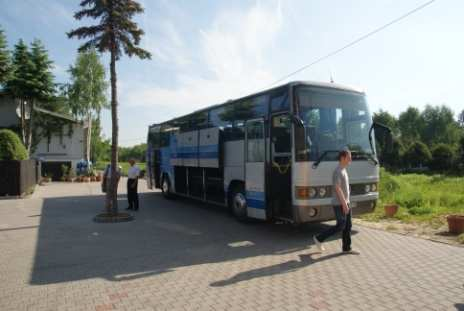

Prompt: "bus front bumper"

[293,193,378,223]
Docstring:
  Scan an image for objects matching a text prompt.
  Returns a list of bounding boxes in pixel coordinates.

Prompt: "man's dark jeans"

[127,178,139,210]
[316,205,352,251]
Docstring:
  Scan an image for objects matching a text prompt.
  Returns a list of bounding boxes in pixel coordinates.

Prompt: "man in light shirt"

[126,159,141,211]
[313,150,354,253]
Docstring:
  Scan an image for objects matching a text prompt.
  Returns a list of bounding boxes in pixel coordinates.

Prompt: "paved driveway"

[0,180,463,311]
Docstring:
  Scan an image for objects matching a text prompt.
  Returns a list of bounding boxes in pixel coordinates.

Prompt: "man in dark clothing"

[126,159,140,211]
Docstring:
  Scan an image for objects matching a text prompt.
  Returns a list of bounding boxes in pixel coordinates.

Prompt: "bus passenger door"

[245,118,266,220]
[270,113,292,219]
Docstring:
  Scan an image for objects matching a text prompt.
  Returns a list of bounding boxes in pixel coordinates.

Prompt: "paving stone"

[0,180,463,311]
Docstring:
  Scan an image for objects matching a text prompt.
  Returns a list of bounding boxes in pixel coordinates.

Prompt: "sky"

[1,0,463,146]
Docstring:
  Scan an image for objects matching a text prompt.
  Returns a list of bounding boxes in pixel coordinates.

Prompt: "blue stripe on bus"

[246,191,265,209]
[172,144,219,159]
[198,152,219,158]
[247,198,265,209]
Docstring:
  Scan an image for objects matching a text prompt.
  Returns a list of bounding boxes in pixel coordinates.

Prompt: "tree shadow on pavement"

[30,190,358,285]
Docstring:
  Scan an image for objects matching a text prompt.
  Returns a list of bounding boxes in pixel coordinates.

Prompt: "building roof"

[33,106,81,123]
[0,91,85,125]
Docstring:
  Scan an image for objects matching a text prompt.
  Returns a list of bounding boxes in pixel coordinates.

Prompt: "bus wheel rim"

[233,193,247,213]
[163,179,169,193]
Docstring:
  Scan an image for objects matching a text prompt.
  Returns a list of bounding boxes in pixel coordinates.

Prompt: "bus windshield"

[295,86,375,162]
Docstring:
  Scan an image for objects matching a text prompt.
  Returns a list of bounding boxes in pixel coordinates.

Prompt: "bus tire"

[161,175,173,199]
[229,184,248,221]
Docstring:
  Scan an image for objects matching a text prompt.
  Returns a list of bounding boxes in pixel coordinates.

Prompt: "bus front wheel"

[230,185,247,221]
[161,176,173,199]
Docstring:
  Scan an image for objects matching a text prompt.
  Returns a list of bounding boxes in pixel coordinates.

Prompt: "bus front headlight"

[371,183,377,192]
[364,184,371,193]
[309,187,317,198]
[318,187,327,197]
[296,187,316,199]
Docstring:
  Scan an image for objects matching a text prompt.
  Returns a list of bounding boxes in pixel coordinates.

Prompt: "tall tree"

[68,49,108,162]
[0,26,12,87]
[420,105,460,146]
[27,39,55,153]
[5,39,35,150]
[398,107,422,144]
[68,0,151,215]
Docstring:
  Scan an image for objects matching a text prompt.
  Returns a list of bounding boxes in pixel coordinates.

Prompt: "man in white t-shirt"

[313,150,354,253]
[126,159,141,211]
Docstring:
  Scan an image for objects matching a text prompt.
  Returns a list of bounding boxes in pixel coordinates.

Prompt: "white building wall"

[33,123,86,170]
[0,96,20,127]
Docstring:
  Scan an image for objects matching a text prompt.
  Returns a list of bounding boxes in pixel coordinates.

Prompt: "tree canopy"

[68,49,108,118]
[0,26,12,86]
[374,104,463,174]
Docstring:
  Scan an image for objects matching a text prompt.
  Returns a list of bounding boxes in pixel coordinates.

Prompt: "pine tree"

[27,39,56,153]
[68,0,151,215]
[0,26,12,87]
[5,39,35,150]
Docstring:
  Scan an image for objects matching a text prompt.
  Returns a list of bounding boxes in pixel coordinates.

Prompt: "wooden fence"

[0,160,38,197]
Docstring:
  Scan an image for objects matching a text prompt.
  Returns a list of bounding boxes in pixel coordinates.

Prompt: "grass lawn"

[361,168,464,227]
[95,162,146,177]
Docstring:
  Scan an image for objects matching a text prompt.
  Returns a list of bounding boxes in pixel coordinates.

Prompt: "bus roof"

[148,81,364,128]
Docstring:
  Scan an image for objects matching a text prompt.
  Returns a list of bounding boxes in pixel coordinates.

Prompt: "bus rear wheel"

[229,185,248,221]
[161,176,173,199]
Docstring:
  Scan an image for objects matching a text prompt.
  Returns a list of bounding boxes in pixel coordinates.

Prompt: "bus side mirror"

[373,122,393,153]
[291,115,304,128]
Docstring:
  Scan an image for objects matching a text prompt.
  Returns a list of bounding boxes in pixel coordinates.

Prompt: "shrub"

[430,143,455,172]
[0,129,28,160]
[408,206,433,215]
[458,233,464,244]
[397,192,424,209]
[403,141,432,168]
[379,168,400,203]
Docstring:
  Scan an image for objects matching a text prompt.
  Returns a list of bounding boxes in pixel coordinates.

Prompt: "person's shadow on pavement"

[210,251,359,287]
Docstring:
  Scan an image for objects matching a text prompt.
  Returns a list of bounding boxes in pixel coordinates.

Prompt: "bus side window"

[271,90,289,112]
[160,124,171,147]
[209,107,228,128]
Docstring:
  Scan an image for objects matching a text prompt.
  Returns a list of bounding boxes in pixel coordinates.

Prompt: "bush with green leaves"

[403,141,432,168]
[429,143,455,172]
[0,129,28,160]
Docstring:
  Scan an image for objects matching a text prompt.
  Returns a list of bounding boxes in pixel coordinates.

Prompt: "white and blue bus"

[146,81,389,223]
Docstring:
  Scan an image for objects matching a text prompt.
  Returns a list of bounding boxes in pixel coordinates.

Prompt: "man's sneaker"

[313,236,325,252]
[343,249,360,255]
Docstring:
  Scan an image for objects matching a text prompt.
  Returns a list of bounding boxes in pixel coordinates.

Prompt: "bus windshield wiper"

[312,150,339,169]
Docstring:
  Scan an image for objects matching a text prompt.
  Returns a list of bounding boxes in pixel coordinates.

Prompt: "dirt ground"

[353,217,464,247]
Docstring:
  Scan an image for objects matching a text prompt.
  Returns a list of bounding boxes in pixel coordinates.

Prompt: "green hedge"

[0,129,28,160]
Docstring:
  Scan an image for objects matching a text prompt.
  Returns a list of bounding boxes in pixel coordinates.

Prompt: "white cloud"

[143,19,192,67]
[124,1,283,120]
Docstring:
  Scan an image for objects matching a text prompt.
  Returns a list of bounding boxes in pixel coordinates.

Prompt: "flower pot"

[96,175,102,182]
[83,177,90,182]
[447,215,464,234]
[384,204,399,217]
[90,176,96,182]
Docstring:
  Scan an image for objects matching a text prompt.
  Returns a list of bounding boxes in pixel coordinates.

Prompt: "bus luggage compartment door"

[245,118,266,220]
